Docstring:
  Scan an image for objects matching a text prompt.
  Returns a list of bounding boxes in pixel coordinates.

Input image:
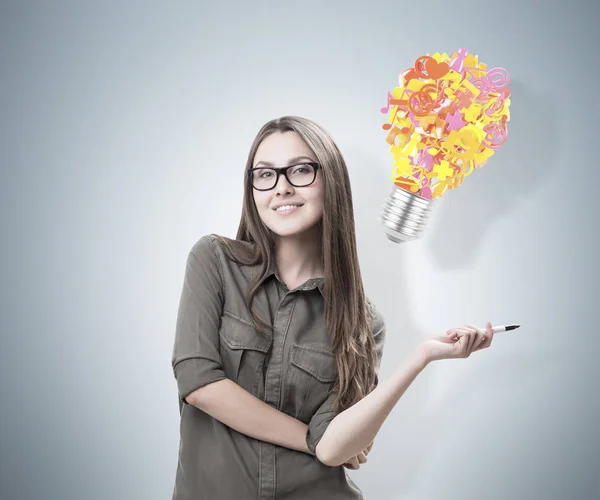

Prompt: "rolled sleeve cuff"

[173,357,227,404]
[307,371,381,458]
[306,408,337,457]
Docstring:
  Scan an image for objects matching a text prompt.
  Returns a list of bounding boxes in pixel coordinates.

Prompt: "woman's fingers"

[462,327,477,353]
[467,322,494,352]
[448,324,493,356]
[450,327,476,358]
[449,333,466,356]
[466,324,486,351]
[446,327,466,342]
[342,442,373,469]
[486,321,494,343]
[444,321,495,358]
[483,321,494,348]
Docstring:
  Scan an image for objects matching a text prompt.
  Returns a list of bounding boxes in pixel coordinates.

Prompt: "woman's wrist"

[414,342,434,368]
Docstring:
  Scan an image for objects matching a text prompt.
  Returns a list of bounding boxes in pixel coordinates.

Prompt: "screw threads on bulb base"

[380,185,435,242]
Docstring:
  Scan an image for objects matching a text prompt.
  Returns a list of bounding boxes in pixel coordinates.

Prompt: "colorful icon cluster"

[381,48,511,199]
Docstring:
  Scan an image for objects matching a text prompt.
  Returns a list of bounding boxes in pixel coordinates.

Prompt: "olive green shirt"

[171,234,386,500]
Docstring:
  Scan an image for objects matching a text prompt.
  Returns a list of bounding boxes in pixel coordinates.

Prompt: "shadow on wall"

[426,79,562,269]
[342,80,561,498]
[347,144,436,500]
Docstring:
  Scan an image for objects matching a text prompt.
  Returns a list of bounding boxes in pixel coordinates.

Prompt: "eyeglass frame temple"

[247,162,321,190]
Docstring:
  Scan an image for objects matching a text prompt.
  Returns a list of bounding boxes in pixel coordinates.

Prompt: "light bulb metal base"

[380,185,435,243]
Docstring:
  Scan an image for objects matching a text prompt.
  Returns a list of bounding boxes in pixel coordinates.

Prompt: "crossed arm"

[185,377,373,467]
[181,346,428,467]
[173,238,429,468]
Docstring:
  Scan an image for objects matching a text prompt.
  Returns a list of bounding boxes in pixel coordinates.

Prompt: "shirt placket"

[258,292,297,500]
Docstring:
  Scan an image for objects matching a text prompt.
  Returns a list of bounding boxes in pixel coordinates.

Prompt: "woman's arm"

[314,346,429,467]
[172,238,312,455]
[186,379,312,454]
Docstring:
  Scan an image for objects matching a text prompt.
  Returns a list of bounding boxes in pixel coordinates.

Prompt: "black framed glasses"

[247,162,321,191]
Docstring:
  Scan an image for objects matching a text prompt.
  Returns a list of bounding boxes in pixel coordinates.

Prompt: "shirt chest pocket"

[282,344,338,424]
[219,313,272,398]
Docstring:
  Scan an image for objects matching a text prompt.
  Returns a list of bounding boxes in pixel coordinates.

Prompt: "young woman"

[171,116,494,499]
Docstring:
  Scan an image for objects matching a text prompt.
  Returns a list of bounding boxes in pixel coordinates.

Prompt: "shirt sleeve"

[305,300,386,456]
[171,235,228,405]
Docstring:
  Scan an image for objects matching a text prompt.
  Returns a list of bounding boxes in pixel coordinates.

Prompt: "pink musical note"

[381,91,393,113]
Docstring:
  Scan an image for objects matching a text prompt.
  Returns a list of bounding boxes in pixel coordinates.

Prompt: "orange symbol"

[413,56,450,80]
[409,91,435,116]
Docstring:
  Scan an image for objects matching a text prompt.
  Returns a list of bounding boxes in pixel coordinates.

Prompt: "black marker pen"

[490,324,520,334]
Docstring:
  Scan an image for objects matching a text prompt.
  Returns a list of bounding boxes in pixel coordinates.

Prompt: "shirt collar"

[263,257,325,297]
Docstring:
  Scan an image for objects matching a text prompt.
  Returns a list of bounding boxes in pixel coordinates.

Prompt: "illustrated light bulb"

[379,48,511,243]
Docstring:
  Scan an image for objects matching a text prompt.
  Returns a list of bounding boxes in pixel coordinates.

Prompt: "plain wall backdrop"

[1,1,598,499]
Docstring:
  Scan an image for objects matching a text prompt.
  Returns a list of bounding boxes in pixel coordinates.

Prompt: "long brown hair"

[211,116,377,413]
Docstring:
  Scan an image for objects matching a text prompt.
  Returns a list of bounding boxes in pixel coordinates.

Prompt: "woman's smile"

[274,204,303,215]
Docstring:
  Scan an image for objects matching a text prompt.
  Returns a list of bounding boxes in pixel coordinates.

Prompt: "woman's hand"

[342,441,373,470]
[419,321,494,364]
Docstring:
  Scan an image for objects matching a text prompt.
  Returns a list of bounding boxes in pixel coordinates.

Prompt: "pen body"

[490,324,519,334]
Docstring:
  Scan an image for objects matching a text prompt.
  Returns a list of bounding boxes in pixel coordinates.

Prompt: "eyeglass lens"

[251,163,316,190]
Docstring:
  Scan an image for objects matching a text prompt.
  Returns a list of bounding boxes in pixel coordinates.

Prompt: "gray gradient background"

[1,1,598,499]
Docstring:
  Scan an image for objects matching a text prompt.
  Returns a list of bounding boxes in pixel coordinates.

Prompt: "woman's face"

[251,131,324,238]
